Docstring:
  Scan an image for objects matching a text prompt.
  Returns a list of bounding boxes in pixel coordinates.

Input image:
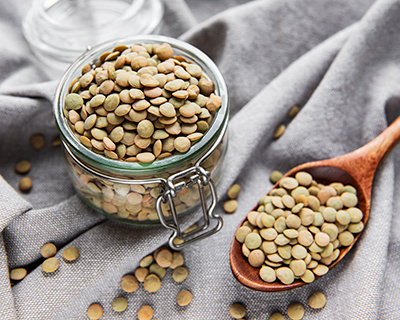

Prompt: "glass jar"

[53,35,229,249]
[22,0,164,79]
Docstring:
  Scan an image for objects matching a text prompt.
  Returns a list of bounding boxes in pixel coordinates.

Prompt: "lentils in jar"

[63,42,222,163]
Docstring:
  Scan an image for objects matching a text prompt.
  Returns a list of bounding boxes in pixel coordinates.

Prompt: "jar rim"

[54,35,229,176]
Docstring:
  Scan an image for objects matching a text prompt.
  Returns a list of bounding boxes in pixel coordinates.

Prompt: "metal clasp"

[156,165,223,250]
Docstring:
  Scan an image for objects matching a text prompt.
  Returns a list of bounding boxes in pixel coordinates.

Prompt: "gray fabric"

[1,0,399,318]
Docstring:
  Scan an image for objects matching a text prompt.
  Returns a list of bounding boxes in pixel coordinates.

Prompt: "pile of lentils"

[235,171,365,285]
[64,42,222,163]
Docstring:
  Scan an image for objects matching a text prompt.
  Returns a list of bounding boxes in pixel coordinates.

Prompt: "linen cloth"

[1,0,400,318]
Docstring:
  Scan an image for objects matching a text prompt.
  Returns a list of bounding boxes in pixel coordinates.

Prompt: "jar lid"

[22,0,164,79]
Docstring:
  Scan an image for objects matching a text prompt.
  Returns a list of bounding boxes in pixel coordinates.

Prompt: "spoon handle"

[326,115,400,198]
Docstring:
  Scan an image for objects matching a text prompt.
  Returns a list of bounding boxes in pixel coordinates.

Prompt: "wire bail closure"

[154,119,227,250]
[156,164,223,250]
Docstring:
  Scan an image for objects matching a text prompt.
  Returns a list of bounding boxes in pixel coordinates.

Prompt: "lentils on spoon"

[235,171,364,285]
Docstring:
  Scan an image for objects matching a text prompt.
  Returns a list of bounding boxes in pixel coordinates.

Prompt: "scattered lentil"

[112,297,128,312]
[135,267,149,282]
[87,303,103,320]
[52,136,62,147]
[143,273,161,292]
[30,133,45,150]
[170,252,184,269]
[41,257,59,273]
[287,303,305,320]
[137,305,154,320]
[230,303,246,319]
[40,243,57,258]
[121,274,139,293]
[270,312,285,320]
[10,268,27,281]
[62,247,80,261]
[273,124,285,139]
[18,177,32,193]
[15,160,31,174]
[270,171,283,184]
[149,263,166,279]
[224,199,238,213]
[139,255,154,268]
[288,105,300,118]
[176,289,193,306]
[308,292,326,309]
[227,183,241,199]
[172,266,188,282]
[155,248,173,268]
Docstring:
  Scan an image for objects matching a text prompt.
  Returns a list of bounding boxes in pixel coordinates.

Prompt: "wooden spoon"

[230,115,400,292]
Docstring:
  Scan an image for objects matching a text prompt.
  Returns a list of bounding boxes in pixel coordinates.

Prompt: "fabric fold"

[0,176,32,232]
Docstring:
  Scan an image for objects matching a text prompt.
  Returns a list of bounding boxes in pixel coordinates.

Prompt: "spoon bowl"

[230,115,400,292]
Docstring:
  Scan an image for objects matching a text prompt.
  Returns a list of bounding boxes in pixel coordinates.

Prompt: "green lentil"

[270,170,283,184]
[176,290,193,306]
[287,303,305,320]
[276,267,294,284]
[41,243,57,258]
[148,262,166,279]
[143,274,161,292]
[288,105,300,118]
[273,124,285,139]
[259,265,276,283]
[235,226,252,243]
[15,160,31,174]
[18,177,32,192]
[134,267,149,282]
[230,303,246,319]
[248,249,265,268]
[224,199,238,213]
[245,232,262,249]
[62,247,79,261]
[121,274,139,293]
[10,268,27,281]
[41,257,59,273]
[308,291,326,309]
[112,297,128,312]
[137,305,154,320]
[172,266,188,282]
[87,303,103,320]
[227,183,241,199]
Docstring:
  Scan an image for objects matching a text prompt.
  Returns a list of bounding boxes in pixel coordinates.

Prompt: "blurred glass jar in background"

[23,0,164,79]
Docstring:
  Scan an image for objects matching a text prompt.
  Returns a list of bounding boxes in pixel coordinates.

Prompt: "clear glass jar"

[53,35,229,248]
[23,0,164,79]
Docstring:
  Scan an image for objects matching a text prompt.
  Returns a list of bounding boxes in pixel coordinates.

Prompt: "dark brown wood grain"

[230,115,400,292]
